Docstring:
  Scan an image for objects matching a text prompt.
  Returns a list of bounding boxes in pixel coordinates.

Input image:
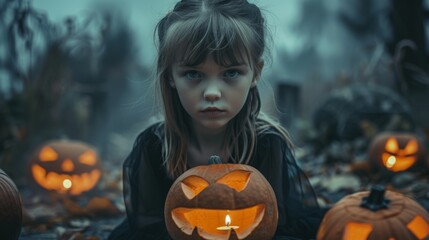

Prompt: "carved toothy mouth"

[171,204,265,240]
[382,153,416,172]
[31,164,101,195]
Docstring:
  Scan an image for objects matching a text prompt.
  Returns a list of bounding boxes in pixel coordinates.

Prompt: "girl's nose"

[203,83,221,102]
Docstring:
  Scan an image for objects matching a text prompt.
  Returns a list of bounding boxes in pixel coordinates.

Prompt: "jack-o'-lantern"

[317,185,429,240]
[29,140,101,195]
[368,132,426,172]
[0,169,23,240]
[164,163,278,240]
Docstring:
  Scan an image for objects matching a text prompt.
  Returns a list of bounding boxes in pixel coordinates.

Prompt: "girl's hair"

[155,0,292,178]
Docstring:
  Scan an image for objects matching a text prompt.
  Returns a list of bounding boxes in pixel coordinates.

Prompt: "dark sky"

[32,0,300,68]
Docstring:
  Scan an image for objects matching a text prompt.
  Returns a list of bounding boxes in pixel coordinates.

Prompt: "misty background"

[2,0,429,178]
[26,0,395,119]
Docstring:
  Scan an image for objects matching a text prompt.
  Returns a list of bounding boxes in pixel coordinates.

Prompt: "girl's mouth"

[201,107,225,112]
[200,107,226,117]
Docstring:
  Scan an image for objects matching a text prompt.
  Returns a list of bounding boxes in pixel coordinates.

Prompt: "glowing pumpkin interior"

[30,140,101,195]
[172,205,265,239]
[343,215,429,240]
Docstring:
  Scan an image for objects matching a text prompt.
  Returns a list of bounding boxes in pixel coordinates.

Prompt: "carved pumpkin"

[0,169,23,240]
[164,163,278,240]
[29,140,101,195]
[317,185,429,240]
[368,132,426,172]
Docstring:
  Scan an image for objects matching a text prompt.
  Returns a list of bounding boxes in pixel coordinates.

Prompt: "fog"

[4,0,418,162]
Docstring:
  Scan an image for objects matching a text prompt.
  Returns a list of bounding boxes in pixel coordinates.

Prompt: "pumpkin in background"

[0,169,23,240]
[368,132,426,172]
[29,140,101,195]
[164,163,278,240]
[317,185,429,240]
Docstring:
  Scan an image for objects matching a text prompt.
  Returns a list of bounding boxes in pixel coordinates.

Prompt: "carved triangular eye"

[79,150,97,165]
[342,222,373,240]
[39,146,58,162]
[216,170,251,192]
[404,139,418,155]
[181,176,209,199]
[407,215,429,239]
[385,137,399,153]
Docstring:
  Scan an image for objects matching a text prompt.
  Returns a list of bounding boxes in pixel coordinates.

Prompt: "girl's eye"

[185,71,202,80]
[224,70,240,79]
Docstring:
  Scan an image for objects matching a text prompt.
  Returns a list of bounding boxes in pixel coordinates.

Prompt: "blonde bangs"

[162,13,259,68]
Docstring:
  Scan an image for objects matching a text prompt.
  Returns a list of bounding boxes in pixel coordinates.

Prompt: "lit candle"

[63,178,72,190]
[386,156,396,168]
[216,213,239,231]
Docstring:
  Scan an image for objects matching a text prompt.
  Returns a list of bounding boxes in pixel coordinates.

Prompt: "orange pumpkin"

[368,132,426,172]
[317,185,429,240]
[29,139,101,195]
[164,163,278,240]
[0,169,23,240]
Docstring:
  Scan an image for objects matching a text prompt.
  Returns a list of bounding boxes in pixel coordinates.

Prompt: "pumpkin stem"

[360,185,391,211]
[208,155,222,164]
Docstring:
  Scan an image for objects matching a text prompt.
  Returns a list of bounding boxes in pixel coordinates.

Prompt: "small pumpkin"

[0,169,23,240]
[317,185,429,240]
[164,163,278,240]
[368,132,426,172]
[29,139,101,195]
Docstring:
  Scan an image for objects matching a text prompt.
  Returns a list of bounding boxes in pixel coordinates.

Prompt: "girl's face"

[171,55,257,132]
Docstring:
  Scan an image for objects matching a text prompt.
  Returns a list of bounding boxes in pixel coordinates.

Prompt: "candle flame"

[63,179,72,189]
[225,214,231,226]
[386,156,396,168]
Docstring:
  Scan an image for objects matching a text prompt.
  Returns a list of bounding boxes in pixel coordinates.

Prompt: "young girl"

[109,0,323,239]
